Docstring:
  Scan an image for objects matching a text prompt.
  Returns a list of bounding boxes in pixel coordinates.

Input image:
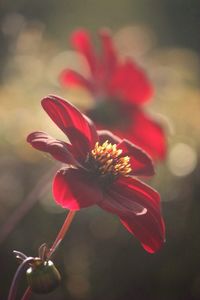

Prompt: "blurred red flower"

[27,95,165,253]
[60,29,167,161]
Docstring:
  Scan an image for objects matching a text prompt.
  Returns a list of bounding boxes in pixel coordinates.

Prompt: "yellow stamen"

[91,140,132,177]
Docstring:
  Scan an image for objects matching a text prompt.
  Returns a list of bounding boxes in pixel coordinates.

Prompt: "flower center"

[88,99,132,128]
[91,140,132,177]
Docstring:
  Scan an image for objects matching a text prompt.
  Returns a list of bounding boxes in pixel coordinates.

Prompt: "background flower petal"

[99,29,117,75]
[71,29,98,77]
[110,60,153,104]
[53,168,102,210]
[127,108,167,161]
[59,69,93,92]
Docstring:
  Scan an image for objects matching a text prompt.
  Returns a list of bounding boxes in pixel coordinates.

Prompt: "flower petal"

[126,108,167,161]
[42,95,98,159]
[120,216,165,253]
[59,69,93,92]
[99,190,147,216]
[97,129,122,145]
[27,131,80,166]
[99,176,165,253]
[71,29,97,77]
[110,60,153,104]
[53,168,102,210]
[99,29,117,75]
[117,139,155,177]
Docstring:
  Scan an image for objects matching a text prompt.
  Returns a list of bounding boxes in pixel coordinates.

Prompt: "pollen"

[91,140,132,176]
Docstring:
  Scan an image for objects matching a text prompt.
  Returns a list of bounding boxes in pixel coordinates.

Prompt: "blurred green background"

[0,0,200,299]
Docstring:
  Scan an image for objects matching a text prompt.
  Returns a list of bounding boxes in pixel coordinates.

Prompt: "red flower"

[27,95,165,253]
[60,29,166,161]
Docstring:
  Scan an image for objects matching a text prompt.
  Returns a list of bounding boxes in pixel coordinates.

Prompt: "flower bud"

[26,258,61,294]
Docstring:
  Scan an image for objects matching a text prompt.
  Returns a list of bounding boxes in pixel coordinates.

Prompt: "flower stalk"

[47,210,76,258]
